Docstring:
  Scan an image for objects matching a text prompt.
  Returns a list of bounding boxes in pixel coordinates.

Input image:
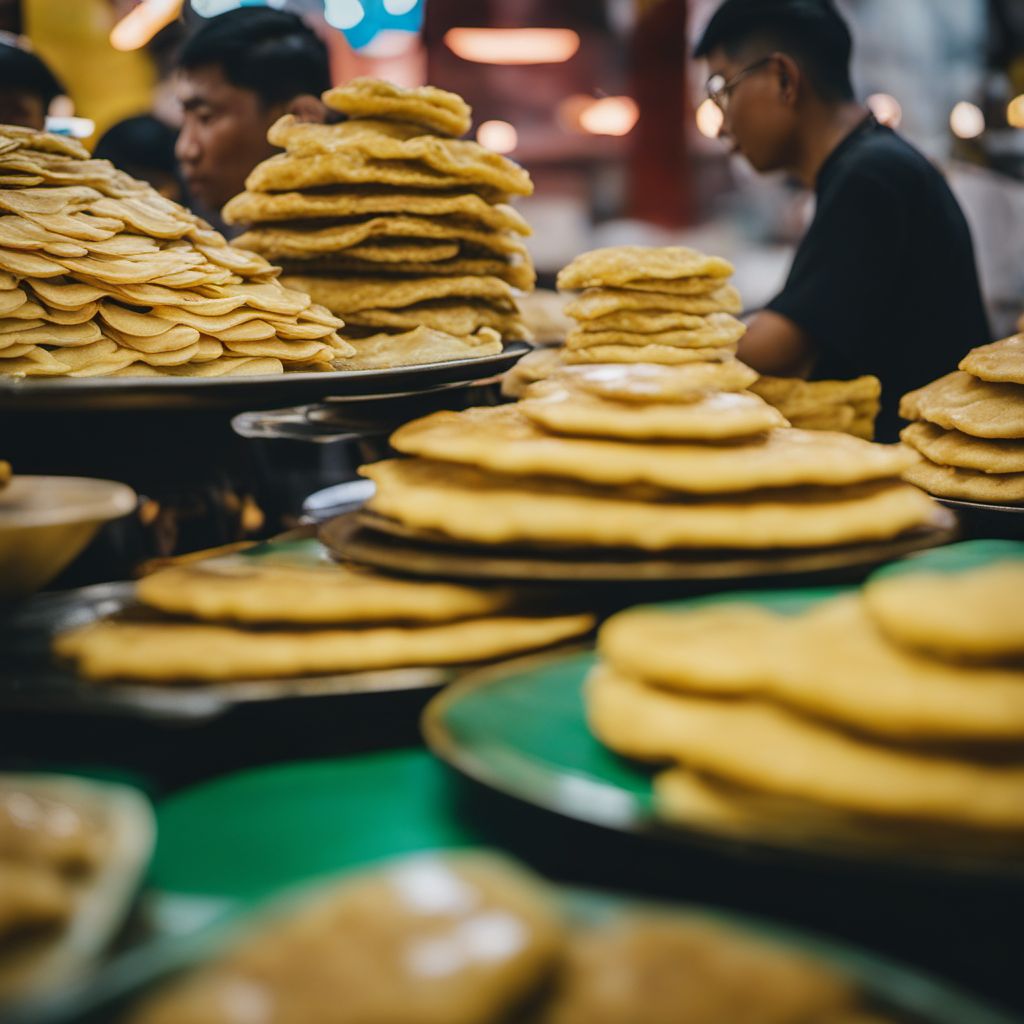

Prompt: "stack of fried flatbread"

[555,245,746,366]
[54,544,592,683]
[750,375,881,439]
[588,543,1024,848]
[362,358,938,554]
[125,851,882,1024]
[225,78,536,370]
[0,125,350,378]
[899,334,1024,505]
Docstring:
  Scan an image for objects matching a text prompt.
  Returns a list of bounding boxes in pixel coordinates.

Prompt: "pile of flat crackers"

[363,358,937,553]
[749,375,881,440]
[54,544,592,683]
[587,542,1024,846]
[899,334,1024,505]
[225,78,536,371]
[0,126,350,378]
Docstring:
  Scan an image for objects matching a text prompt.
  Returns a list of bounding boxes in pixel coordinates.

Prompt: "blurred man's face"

[704,48,798,173]
[0,88,45,130]
[174,64,280,215]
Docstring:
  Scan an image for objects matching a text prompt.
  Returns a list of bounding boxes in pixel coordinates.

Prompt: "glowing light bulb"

[578,96,638,136]
[444,28,579,65]
[950,101,985,140]
[866,93,902,128]
[477,120,518,154]
[695,98,724,138]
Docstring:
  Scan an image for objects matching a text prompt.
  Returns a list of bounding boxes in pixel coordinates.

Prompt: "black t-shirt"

[766,114,991,440]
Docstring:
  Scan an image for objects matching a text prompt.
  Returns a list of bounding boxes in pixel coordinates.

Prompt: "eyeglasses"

[705,56,776,112]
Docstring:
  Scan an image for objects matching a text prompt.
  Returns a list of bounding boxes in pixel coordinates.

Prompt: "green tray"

[422,554,1024,878]
[20,751,1016,1024]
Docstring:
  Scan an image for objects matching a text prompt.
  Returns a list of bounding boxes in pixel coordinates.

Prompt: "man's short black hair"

[694,0,854,103]
[0,41,63,106]
[178,8,330,106]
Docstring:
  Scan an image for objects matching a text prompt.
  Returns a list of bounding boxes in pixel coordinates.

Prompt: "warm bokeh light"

[444,28,580,65]
[578,96,639,136]
[1008,95,1024,129]
[866,92,902,128]
[110,0,183,51]
[477,120,518,154]
[950,101,985,140]
[695,97,724,139]
[324,0,365,31]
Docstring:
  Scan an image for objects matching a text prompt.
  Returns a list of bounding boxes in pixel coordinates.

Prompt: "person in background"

[0,38,62,130]
[174,8,331,226]
[93,114,184,203]
[695,0,991,440]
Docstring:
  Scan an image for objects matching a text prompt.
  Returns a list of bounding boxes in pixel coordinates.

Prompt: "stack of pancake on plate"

[899,334,1024,505]
[363,358,938,553]
[0,125,349,378]
[749,375,881,439]
[53,545,592,683]
[225,78,536,371]
[126,851,884,1024]
[587,543,1024,851]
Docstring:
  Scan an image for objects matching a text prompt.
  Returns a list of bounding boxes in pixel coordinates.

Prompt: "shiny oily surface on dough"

[550,360,759,403]
[388,404,919,493]
[363,459,935,550]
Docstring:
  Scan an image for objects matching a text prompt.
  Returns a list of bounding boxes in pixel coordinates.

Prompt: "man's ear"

[286,93,327,124]
[775,53,801,106]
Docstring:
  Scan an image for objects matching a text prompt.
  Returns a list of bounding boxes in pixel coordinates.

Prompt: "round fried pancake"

[550,361,759,403]
[519,382,787,441]
[54,611,593,682]
[557,246,733,290]
[363,459,935,550]
[863,544,1024,661]
[565,313,745,351]
[899,371,1024,439]
[388,405,918,493]
[563,344,736,365]
[959,334,1024,385]
[585,667,1024,830]
[323,77,472,136]
[600,594,1024,740]
[902,457,1024,504]
[565,284,742,319]
[900,422,1024,474]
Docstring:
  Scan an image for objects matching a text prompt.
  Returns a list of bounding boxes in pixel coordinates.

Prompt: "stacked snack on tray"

[126,851,888,1024]
[586,543,1024,845]
[54,544,592,683]
[362,345,938,553]
[0,126,350,378]
[225,78,536,370]
[749,375,881,440]
[899,334,1024,504]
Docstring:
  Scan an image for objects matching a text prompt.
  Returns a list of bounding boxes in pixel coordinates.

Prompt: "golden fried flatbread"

[282,254,535,292]
[959,334,1024,385]
[389,405,918,493]
[902,456,1024,504]
[900,371,1024,439]
[343,300,525,338]
[564,344,735,366]
[335,326,502,371]
[138,554,517,624]
[565,285,742,319]
[557,246,733,290]
[281,274,516,314]
[519,382,787,441]
[323,77,472,137]
[223,187,529,234]
[600,594,1024,741]
[571,309,720,335]
[109,357,284,378]
[500,346,566,398]
[549,361,760,403]
[586,667,1024,830]
[103,323,201,354]
[364,459,935,550]
[566,313,745,351]
[863,558,1024,662]
[55,610,594,682]
[750,375,881,417]
[900,422,1024,475]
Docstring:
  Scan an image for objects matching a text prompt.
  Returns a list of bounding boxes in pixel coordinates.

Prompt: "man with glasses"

[695,0,990,440]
